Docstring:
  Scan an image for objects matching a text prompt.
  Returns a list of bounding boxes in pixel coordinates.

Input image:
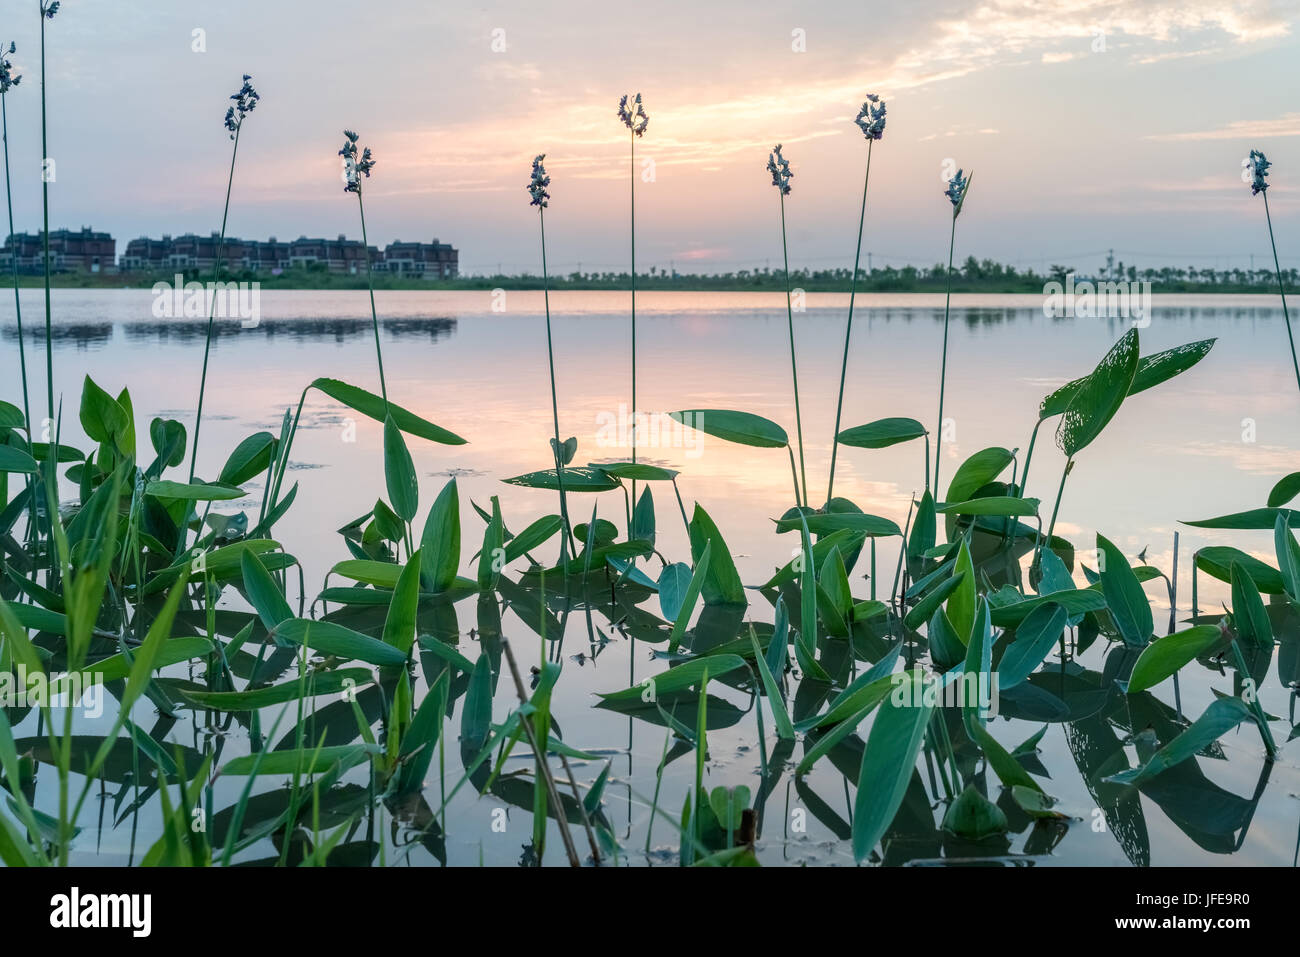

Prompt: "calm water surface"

[2,289,1298,865]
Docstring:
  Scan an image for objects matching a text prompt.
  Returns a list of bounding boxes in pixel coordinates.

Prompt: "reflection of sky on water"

[3,289,1299,865]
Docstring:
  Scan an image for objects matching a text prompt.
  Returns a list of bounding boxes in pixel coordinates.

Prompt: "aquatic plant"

[528,154,575,570]
[827,94,886,506]
[338,130,385,404]
[1245,149,1299,394]
[0,42,28,438]
[617,93,649,502]
[189,74,260,483]
[932,167,971,493]
[0,67,1288,873]
[767,143,808,507]
[38,1,58,437]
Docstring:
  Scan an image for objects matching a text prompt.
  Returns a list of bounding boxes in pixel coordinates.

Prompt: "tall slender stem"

[188,126,241,482]
[778,192,808,508]
[933,215,957,494]
[39,9,53,432]
[355,189,389,412]
[539,207,573,568]
[1019,417,1043,496]
[2,91,31,437]
[1037,458,1072,569]
[629,129,638,508]
[827,139,872,506]
[1262,192,1300,394]
[2,88,37,541]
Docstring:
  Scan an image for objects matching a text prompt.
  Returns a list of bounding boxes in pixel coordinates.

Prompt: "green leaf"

[668,409,788,448]
[997,601,1068,688]
[145,480,244,501]
[750,631,794,739]
[946,539,976,644]
[330,559,402,588]
[1194,546,1284,594]
[668,543,711,653]
[0,400,24,430]
[53,637,214,693]
[79,375,130,446]
[502,466,618,491]
[688,505,746,607]
[382,551,423,655]
[1182,507,1300,530]
[658,562,694,621]
[1055,328,1140,457]
[419,478,461,592]
[1105,698,1253,786]
[0,446,38,473]
[1268,472,1300,509]
[240,549,294,631]
[477,498,505,588]
[820,546,852,622]
[762,528,866,590]
[503,514,563,563]
[397,669,450,794]
[852,669,933,862]
[181,669,372,710]
[907,490,936,561]
[594,461,679,481]
[276,619,410,667]
[1040,338,1215,420]
[383,415,418,523]
[903,572,965,631]
[1126,625,1221,694]
[1097,533,1152,646]
[942,784,1008,839]
[460,653,494,756]
[1274,511,1300,602]
[596,653,747,706]
[945,448,1015,507]
[148,417,187,470]
[938,496,1039,517]
[219,432,276,486]
[220,745,374,776]
[308,377,465,444]
[773,511,900,537]
[1231,561,1272,648]
[836,417,927,449]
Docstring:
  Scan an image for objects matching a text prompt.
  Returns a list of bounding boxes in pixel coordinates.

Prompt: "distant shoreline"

[5,272,1294,297]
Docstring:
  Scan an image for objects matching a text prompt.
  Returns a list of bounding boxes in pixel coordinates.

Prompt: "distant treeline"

[21,256,1300,294]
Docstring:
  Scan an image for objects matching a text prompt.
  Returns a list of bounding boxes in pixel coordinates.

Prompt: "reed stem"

[1,90,31,441]
[827,139,872,506]
[933,215,957,494]
[539,207,574,567]
[39,9,53,435]
[1262,192,1300,395]
[778,192,808,508]
[188,126,241,482]
[629,129,638,507]
[355,190,389,412]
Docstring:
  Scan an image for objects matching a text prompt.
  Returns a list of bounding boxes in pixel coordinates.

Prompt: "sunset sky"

[2,0,1297,276]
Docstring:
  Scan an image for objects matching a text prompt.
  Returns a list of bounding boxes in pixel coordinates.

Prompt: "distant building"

[247,237,291,272]
[120,235,172,272]
[2,227,116,274]
[115,231,458,277]
[383,239,459,279]
[288,234,379,274]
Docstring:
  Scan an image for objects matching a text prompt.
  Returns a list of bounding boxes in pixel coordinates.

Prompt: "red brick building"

[383,239,459,278]
[2,227,116,274]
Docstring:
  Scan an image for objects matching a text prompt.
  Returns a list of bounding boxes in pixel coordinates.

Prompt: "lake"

[2,288,1298,866]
